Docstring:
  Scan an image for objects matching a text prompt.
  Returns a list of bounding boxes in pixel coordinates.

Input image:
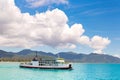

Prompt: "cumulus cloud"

[0,0,110,53]
[26,0,68,8]
[77,36,90,45]
[90,36,111,53]
[57,43,76,49]
[113,54,120,58]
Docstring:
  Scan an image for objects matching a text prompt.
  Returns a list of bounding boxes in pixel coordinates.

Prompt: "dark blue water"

[0,62,120,80]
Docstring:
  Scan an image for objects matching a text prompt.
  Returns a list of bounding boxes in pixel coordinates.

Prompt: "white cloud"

[57,43,76,49]
[77,36,90,45]
[0,0,111,53]
[90,36,111,54]
[113,54,120,58]
[77,35,110,54]
[26,0,68,8]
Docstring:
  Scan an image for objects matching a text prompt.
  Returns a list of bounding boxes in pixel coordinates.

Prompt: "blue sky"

[0,0,120,56]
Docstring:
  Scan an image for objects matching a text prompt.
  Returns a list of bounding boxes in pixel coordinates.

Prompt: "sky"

[0,0,120,56]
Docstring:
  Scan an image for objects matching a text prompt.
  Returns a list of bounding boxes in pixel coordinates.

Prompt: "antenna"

[35,51,38,57]
[58,53,60,58]
[32,51,38,61]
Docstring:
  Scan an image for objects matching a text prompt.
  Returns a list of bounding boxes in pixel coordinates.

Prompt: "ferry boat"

[19,53,72,69]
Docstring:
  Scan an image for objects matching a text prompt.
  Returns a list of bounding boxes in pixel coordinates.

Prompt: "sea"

[0,62,120,80]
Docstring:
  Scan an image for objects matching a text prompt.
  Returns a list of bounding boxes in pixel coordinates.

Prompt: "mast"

[32,51,38,61]
[35,51,38,58]
[57,53,60,58]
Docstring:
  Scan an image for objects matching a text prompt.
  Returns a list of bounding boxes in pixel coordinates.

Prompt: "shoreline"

[1,61,120,64]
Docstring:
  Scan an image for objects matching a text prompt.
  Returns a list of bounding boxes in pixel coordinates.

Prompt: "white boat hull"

[20,64,72,69]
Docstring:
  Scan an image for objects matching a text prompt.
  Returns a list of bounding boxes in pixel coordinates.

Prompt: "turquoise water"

[0,62,120,80]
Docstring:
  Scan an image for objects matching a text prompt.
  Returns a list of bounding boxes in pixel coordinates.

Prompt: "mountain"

[0,49,120,63]
[0,50,14,58]
[17,49,35,55]
[18,49,55,57]
[57,52,120,63]
[80,53,120,63]
[57,52,86,60]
